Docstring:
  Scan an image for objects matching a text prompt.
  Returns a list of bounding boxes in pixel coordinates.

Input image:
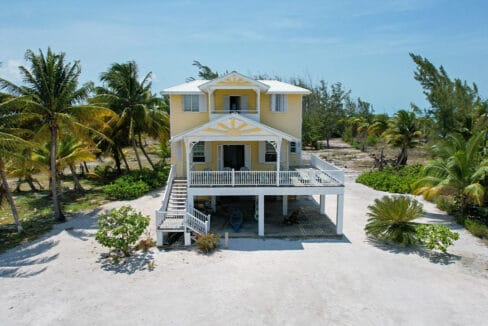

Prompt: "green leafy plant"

[195,233,220,254]
[464,219,488,239]
[95,206,149,257]
[357,165,422,193]
[416,224,459,253]
[365,195,424,246]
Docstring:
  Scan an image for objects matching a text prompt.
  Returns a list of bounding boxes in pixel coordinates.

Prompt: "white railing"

[189,169,341,187]
[156,164,177,227]
[311,154,344,184]
[185,207,210,234]
[156,210,185,229]
[211,107,258,114]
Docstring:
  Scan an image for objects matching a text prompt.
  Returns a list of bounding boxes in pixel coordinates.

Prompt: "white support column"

[256,88,260,114]
[320,195,326,215]
[156,231,164,246]
[282,195,288,216]
[187,194,194,210]
[258,194,264,236]
[185,140,191,179]
[211,196,216,212]
[336,194,344,235]
[276,138,282,186]
[184,231,191,246]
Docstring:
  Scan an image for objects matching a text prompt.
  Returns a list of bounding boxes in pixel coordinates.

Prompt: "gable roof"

[198,71,270,91]
[162,72,311,95]
[171,113,298,142]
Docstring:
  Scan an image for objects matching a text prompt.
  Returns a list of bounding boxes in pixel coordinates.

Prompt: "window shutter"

[283,95,288,112]
[204,141,212,163]
[258,141,265,163]
[245,144,251,169]
[270,94,275,112]
[241,95,248,110]
[223,96,230,111]
[199,94,207,112]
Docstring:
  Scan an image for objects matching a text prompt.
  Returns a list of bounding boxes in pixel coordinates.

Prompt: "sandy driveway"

[1,172,488,326]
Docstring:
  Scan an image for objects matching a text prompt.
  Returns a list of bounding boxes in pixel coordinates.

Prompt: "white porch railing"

[156,210,185,229]
[189,169,341,187]
[156,164,176,227]
[311,154,344,184]
[185,207,210,234]
[211,107,258,114]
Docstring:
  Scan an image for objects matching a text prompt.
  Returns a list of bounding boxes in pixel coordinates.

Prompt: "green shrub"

[95,206,150,257]
[195,233,220,254]
[365,195,424,246]
[356,164,422,193]
[416,224,459,253]
[103,179,150,200]
[102,166,169,200]
[465,219,488,239]
[435,196,457,214]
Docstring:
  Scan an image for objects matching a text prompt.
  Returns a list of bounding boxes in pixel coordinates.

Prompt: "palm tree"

[365,195,424,246]
[413,132,488,212]
[96,61,166,170]
[0,48,112,222]
[384,110,421,166]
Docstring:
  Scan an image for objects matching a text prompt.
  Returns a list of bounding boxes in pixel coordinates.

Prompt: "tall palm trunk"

[138,134,155,169]
[50,123,65,222]
[0,159,23,233]
[120,148,130,172]
[130,123,143,170]
[113,148,122,175]
[68,164,85,192]
[396,146,408,166]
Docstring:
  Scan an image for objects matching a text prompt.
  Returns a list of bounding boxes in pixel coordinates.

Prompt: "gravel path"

[1,175,487,326]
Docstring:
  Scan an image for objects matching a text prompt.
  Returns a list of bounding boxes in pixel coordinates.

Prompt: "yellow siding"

[260,94,302,138]
[169,95,209,137]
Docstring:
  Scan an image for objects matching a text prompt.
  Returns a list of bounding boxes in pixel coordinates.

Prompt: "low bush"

[465,219,488,239]
[102,166,169,200]
[136,231,157,251]
[356,164,422,193]
[195,233,220,254]
[416,224,459,253]
[95,206,150,257]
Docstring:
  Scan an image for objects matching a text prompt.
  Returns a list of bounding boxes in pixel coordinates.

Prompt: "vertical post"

[282,195,288,216]
[255,88,260,115]
[336,194,344,235]
[276,139,281,186]
[184,231,191,246]
[231,168,235,187]
[320,195,326,215]
[258,194,264,236]
[211,196,216,212]
[157,231,164,246]
[185,140,192,179]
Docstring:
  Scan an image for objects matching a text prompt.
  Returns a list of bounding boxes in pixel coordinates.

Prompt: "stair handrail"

[156,164,176,227]
[185,207,210,234]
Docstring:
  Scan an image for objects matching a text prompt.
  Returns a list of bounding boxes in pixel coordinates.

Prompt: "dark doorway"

[229,96,240,112]
[223,145,245,170]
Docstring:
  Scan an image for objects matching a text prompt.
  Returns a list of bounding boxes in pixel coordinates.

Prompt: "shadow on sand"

[224,235,351,251]
[0,208,101,278]
[367,237,461,265]
[96,250,155,274]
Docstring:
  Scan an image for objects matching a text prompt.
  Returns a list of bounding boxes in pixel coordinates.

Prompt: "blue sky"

[1,0,487,114]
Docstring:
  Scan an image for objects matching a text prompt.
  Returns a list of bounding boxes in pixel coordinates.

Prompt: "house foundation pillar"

[258,194,264,236]
[211,196,216,212]
[282,195,288,216]
[336,194,344,235]
[320,195,326,215]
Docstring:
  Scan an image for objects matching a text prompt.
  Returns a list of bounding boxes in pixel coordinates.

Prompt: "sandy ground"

[1,172,488,326]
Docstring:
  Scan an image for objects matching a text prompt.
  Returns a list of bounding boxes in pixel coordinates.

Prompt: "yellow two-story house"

[157,72,345,246]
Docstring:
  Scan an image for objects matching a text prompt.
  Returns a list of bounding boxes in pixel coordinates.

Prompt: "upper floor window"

[271,94,287,112]
[192,142,205,162]
[290,142,296,153]
[183,95,200,112]
[265,142,277,162]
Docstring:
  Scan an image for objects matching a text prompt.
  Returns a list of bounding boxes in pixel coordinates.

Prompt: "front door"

[223,145,245,170]
[229,96,240,112]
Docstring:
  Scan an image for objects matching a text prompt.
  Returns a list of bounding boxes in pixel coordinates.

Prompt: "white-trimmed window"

[265,143,277,162]
[183,95,200,112]
[271,94,287,112]
[290,142,297,153]
[192,142,205,162]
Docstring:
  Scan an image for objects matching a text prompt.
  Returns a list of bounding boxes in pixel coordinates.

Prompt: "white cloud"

[0,59,23,82]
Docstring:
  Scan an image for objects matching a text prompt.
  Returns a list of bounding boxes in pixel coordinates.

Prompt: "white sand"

[1,173,488,326]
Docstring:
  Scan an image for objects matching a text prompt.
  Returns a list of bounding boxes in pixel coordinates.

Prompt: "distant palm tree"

[96,61,168,170]
[384,110,421,166]
[0,48,113,222]
[414,132,488,212]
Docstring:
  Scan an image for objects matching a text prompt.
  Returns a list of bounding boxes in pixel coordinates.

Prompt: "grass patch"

[356,164,422,193]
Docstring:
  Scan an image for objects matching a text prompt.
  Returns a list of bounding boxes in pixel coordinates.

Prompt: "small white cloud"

[0,59,23,82]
